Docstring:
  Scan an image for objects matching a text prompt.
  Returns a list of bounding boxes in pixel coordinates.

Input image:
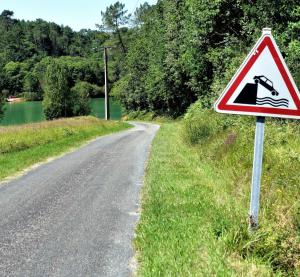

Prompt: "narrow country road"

[0,122,159,277]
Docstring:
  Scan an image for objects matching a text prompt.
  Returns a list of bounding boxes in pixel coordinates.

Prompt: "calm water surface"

[0,98,122,126]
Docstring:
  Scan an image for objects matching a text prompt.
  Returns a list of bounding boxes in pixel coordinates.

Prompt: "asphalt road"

[0,122,159,277]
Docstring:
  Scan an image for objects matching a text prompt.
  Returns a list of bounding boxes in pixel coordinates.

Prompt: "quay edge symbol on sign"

[214,28,300,119]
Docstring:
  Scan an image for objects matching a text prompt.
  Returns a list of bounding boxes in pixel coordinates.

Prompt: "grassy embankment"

[0,116,131,180]
[135,106,300,276]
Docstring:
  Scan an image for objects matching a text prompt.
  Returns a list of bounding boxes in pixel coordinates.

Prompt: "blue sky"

[0,0,157,31]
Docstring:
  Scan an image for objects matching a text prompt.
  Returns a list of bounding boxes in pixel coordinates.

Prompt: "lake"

[0,98,122,126]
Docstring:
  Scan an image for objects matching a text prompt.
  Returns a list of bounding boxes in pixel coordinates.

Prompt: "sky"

[0,0,157,31]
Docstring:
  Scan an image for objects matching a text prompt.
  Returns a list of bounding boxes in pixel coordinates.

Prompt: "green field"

[135,111,300,276]
[0,116,130,180]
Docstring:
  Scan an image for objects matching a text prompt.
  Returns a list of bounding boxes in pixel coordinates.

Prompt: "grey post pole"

[248,27,271,231]
[249,116,265,230]
[104,47,110,120]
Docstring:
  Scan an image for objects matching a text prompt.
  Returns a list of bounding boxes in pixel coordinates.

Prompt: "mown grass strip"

[0,116,131,180]
[136,117,299,276]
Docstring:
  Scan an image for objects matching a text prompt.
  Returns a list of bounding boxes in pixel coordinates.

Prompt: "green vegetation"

[0,116,130,180]
[42,60,90,119]
[0,2,299,119]
[113,0,299,117]
[136,106,300,276]
[0,11,106,99]
[0,7,130,120]
[0,1,299,274]
[100,1,130,54]
[43,61,72,119]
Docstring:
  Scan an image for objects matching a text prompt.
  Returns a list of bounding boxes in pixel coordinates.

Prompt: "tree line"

[0,8,129,119]
[0,1,299,120]
[112,0,300,117]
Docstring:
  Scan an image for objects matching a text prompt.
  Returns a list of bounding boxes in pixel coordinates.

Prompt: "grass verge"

[0,116,131,180]
[135,112,299,276]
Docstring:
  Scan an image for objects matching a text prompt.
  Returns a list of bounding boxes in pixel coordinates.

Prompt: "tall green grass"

[136,106,299,276]
[0,116,130,180]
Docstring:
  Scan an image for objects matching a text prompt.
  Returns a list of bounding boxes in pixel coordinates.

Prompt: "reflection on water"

[0,98,122,126]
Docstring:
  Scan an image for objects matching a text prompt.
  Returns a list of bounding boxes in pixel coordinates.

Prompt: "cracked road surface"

[0,122,159,276]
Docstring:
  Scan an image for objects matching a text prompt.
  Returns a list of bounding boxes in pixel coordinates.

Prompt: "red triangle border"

[216,35,300,118]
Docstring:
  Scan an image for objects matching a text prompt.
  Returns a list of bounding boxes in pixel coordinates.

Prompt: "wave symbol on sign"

[256,97,289,108]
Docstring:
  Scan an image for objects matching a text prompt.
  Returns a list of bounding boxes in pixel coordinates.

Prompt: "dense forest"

[0,0,299,119]
[0,6,130,119]
[113,0,300,117]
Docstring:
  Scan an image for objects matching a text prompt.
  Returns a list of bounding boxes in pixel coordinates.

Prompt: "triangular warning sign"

[215,29,300,119]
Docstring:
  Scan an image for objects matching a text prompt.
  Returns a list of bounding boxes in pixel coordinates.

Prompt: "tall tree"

[0,10,15,31]
[100,2,130,53]
[42,60,92,120]
[43,61,71,119]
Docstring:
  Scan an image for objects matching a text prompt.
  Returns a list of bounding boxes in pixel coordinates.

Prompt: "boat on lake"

[6,96,24,103]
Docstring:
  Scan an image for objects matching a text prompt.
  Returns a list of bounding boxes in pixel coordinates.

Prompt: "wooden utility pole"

[103,47,110,120]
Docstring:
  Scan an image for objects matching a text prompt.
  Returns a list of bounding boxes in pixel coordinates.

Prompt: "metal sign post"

[249,116,265,230]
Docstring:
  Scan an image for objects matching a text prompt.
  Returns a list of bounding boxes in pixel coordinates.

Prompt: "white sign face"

[214,30,300,119]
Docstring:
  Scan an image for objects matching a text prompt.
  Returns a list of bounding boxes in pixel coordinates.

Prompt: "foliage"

[1,3,299,118]
[43,61,72,119]
[57,56,103,87]
[72,81,103,98]
[100,1,130,53]
[4,61,29,95]
[182,100,237,144]
[23,72,43,100]
[42,60,93,120]
[0,9,109,106]
[113,0,300,117]
[71,82,92,116]
[0,10,103,62]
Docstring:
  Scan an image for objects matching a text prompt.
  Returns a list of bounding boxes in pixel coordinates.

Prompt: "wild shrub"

[181,101,237,145]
